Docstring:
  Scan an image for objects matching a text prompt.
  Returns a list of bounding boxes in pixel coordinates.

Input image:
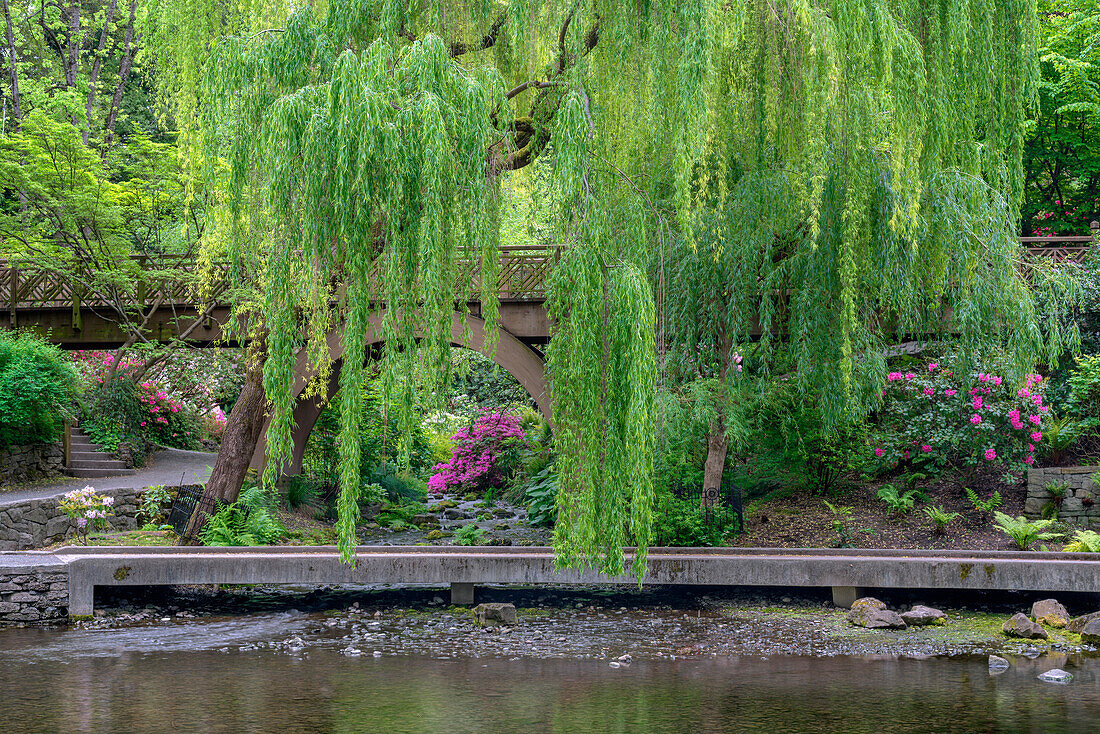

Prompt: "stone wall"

[0,486,148,551]
[1025,466,1100,529]
[0,565,68,625]
[0,442,64,483]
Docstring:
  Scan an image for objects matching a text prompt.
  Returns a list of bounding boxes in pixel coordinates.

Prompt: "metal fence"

[670,482,745,536]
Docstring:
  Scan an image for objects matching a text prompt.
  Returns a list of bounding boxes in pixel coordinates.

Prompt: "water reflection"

[2,642,1098,733]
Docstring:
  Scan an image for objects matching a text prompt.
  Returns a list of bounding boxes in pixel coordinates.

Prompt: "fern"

[200,488,287,546]
[992,512,1062,551]
[964,488,1003,515]
[876,484,922,515]
[1063,530,1100,553]
[922,505,961,535]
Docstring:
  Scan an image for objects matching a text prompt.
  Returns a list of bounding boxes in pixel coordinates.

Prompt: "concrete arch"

[250,312,549,477]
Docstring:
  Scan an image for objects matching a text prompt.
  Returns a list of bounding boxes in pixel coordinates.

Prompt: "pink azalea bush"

[58,485,114,545]
[873,361,1048,480]
[428,411,529,496]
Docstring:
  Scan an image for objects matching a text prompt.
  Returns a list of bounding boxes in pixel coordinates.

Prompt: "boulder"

[1066,611,1100,634]
[1080,619,1100,644]
[1031,599,1070,628]
[1037,668,1073,684]
[850,597,887,611]
[848,605,907,630]
[988,655,1010,671]
[473,602,518,627]
[900,605,946,627]
[1003,612,1049,640]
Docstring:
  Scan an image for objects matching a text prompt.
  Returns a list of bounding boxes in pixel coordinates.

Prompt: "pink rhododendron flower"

[927,363,938,372]
[1024,455,1035,465]
[1028,414,1041,425]
[972,396,983,409]
[970,414,982,425]
[1027,444,1035,452]
[874,448,885,457]
[945,389,956,397]
[1030,432,1042,442]
[992,376,1002,386]
[924,387,934,396]
[921,445,932,453]
[905,373,915,380]
[984,448,997,461]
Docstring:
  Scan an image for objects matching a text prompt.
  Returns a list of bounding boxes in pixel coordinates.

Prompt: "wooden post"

[62,421,72,468]
[8,265,16,329]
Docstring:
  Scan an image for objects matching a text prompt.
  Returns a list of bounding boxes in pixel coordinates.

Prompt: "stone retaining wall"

[0,442,65,483]
[0,567,68,625]
[0,486,148,550]
[1025,466,1100,528]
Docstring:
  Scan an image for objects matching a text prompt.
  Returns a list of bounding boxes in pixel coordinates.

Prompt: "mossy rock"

[429,501,458,512]
[424,529,448,541]
[496,524,510,530]
[463,493,479,501]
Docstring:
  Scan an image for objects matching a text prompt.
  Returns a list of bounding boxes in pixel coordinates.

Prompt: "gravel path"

[0,448,216,503]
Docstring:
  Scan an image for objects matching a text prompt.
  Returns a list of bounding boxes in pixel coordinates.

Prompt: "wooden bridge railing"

[0,235,1094,317]
[0,245,560,317]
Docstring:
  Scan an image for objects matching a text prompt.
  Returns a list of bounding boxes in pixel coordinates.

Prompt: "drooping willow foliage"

[148,0,1074,576]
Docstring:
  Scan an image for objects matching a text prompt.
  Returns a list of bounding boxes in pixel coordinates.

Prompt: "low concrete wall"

[0,557,69,625]
[1026,466,1100,528]
[0,486,148,551]
[0,442,65,483]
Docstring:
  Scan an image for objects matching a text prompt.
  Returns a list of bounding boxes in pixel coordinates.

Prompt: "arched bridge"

[2,237,1094,477]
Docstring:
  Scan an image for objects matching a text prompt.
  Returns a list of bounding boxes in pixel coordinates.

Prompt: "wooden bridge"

[0,245,559,348]
[1,237,1095,349]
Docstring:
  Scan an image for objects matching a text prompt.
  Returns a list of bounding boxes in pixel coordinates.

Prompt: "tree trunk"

[64,4,79,88]
[83,0,117,144]
[1,0,20,125]
[702,429,728,508]
[179,339,268,544]
[104,0,137,148]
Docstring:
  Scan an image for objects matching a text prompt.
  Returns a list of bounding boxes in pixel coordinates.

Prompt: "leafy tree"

[0,111,211,385]
[148,0,1076,578]
[1022,0,1100,235]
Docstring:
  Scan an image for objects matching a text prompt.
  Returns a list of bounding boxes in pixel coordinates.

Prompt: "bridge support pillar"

[450,582,476,606]
[831,585,864,609]
[68,576,95,618]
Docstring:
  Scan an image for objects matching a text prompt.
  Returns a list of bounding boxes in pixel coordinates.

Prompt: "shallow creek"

[2,585,1098,733]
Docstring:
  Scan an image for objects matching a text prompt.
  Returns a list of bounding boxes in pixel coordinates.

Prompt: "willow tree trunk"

[701,430,728,508]
[701,329,733,508]
[179,341,268,544]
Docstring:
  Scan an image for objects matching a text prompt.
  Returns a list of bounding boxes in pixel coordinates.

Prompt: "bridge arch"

[249,312,549,477]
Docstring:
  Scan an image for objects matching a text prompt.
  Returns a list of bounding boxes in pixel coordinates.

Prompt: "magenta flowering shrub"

[428,411,528,495]
[872,361,1048,480]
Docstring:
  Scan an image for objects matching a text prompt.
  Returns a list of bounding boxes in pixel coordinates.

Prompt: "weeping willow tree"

[148,0,1075,577]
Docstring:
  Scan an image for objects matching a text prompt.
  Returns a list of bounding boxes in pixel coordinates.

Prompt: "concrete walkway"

[0,448,216,503]
[22,545,1100,615]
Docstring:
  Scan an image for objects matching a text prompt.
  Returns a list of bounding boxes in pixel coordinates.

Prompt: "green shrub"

[364,463,428,503]
[652,493,735,547]
[283,475,324,513]
[200,487,287,546]
[0,331,78,448]
[453,523,487,546]
[521,465,558,528]
[138,485,175,526]
[823,500,854,548]
[992,512,1061,551]
[1064,354,1100,427]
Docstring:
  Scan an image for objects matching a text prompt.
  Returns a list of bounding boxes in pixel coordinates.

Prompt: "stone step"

[69,450,113,461]
[66,467,137,478]
[69,439,107,452]
[68,459,128,471]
